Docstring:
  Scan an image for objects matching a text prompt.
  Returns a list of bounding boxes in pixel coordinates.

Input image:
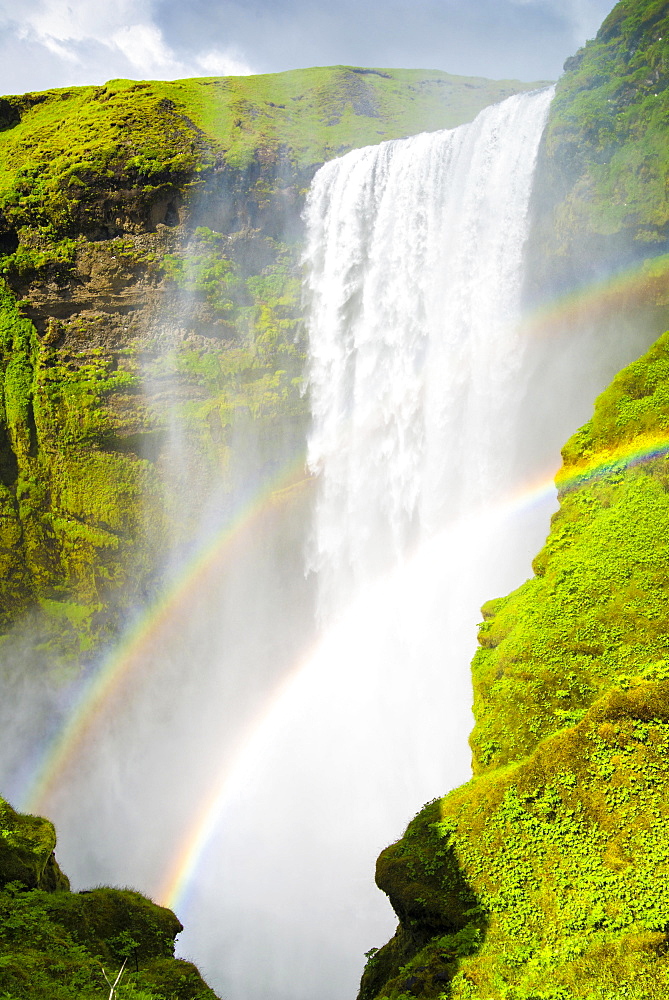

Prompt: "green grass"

[169,66,548,169]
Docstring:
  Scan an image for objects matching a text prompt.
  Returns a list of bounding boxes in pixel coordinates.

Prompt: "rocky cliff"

[527,0,669,306]
[0,66,541,666]
[361,3,669,997]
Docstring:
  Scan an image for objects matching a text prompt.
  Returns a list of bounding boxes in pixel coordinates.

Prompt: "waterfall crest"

[305,87,554,619]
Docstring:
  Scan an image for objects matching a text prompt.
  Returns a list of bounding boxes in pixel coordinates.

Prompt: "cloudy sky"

[0,0,616,96]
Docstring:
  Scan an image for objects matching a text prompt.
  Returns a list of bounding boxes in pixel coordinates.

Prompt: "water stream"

[0,87,575,1000]
[178,87,556,1000]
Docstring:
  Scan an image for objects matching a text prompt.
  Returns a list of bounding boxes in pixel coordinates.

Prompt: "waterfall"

[6,87,559,1000]
[305,87,555,619]
[177,87,556,1000]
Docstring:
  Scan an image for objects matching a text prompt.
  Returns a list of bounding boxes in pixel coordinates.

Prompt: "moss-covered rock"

[360,326,669,998]
[528,0,669,306]
[0,794,217,999]
[0,798,68,892]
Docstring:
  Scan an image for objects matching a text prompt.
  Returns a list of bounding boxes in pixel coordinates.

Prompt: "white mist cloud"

[196,48,254,77]
[507,0,614,45]
[110,22,182,75]
[13,0,149,48]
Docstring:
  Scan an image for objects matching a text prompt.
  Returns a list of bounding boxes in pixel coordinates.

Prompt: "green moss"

[0,232,311,660]
[0,795,218,998]
[0,800,67,893]
[530,0,669,297]
[365,327,669,997]
[471,330,669,774]
[0,281,171,654]
[0,68,545,255]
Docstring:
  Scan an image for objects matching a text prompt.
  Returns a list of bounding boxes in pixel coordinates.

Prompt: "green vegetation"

[361,327,669,998]
[176,66,546,171]
[0,63,537,661]
[0,796,216,999]
[0,68,543,240]
[0,280,170,659]
[529,0,669,298]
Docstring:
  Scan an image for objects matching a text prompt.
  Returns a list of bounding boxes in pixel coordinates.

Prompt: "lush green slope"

[359,4,669,994]
[0,66,542,254]
[0,65,540,663]
[0,66,543,200]
[360,325,669,1000]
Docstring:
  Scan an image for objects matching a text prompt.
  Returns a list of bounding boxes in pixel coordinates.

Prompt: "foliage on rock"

[528,0,669,301]
[360,329,669,998]
[0,280,169,660]
[0,795,217,999]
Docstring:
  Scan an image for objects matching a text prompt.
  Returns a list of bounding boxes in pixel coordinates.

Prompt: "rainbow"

[22,452,312,817]
[156,429,669,916]
[555,431,669,493]
[18,252,669,908]
[22,423,669,913]
[157,637,322,912]
[522,253,669,339]
[155,469,559,915]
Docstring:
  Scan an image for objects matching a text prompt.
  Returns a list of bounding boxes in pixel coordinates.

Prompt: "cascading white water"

[0,86,565,1000]
[178,87,557,1000]
[305,87,555,617]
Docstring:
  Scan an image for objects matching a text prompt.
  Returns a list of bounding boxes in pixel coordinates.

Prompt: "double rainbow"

[22,455,311,818]
[18,257,669,916]
[156,424,669,914]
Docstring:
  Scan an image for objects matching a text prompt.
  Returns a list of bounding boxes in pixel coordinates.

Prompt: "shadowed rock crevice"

[359,800,488,1000]
[0,423,18,487]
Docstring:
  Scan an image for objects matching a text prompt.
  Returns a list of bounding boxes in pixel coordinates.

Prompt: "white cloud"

[110,22,182,74]
[35,33,80,62]
[0,0,255,92]
[13,0,149,45]
[195,48,254,77]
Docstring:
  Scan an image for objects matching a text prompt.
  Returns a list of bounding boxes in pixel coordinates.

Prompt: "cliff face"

[0,67,541,665]
[361,332,669,1000]
[362,3,669,997]
[527,0,669,306]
